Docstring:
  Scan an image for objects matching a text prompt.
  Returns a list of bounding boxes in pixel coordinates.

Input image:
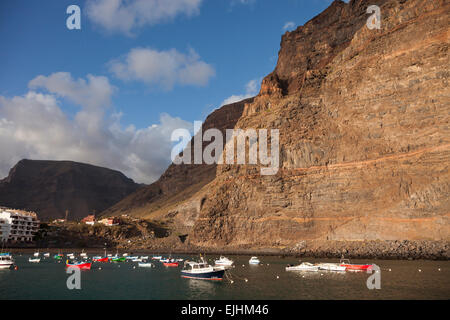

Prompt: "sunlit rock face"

[105,0,450,249]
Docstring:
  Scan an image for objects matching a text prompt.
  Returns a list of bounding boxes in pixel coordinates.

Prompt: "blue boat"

[181,257,225,281]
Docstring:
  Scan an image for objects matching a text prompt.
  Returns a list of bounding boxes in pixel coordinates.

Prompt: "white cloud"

[283,21,296,31]
[109,47,215,90]
[86,0,203,35]
[0,73,192,184]
[221,79,260,106]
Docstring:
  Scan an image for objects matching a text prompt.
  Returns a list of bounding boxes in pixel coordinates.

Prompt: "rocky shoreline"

[7,240,450,261]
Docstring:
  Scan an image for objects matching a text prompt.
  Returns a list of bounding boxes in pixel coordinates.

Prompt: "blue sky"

[0,0,335,183]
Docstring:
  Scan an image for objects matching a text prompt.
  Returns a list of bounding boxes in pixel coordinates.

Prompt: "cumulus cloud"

[86,0,203,35]
[0,73,191,184]
[221,79,260,106]
[283,21,296,31]
[109,47,215,90]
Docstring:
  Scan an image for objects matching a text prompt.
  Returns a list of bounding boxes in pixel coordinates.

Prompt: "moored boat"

[286,262,319,272]
[66,260,92,270]
[163,261,179,267]
[44,253,50,257]
[138,262,154,268]
[152,256,162,260]
[339,258,372,271]
[111,257,126,262]
[181,258,225,281]
[0,254,14,269]
[317,263,346,272]
[214,256,234,267]
[93,257,109,262]
[29,257,41,263]
[249,257,260,265]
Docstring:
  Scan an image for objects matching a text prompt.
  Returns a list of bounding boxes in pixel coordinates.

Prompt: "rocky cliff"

[103,0,450,251]
[0,160,141,221]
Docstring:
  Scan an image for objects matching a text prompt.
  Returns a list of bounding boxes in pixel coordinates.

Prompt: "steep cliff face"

[105,0,450,248]
[0,160,140,221]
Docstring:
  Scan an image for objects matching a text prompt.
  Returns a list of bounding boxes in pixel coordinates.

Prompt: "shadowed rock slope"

[103,0,450,250]
[0,160,141,221]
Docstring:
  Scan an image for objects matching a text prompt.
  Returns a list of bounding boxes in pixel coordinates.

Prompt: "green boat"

[111,257,126,262]
[54,254,63,260]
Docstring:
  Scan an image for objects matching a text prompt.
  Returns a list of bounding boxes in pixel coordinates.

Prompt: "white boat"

[0,254,14,269]
[43,253,50,257]
[140,256,149,260]
[33,251,40,257]
[317,263,346,272]
[122,253,129,257]
[249,257,260,265]
[286,262,319,272]
[29,258,41,263]
[214,256,234,267]
[138,262,154,268]
[152,256,162,260]
[126,256,139,260]
[80,250,87,258]
[176,258,184,262]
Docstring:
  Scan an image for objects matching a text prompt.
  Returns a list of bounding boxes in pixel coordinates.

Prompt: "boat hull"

[163,262,179,267]
[93,257,109,262]
[340,264,372,271]
[181,269,225,281]
[66,263,92,270]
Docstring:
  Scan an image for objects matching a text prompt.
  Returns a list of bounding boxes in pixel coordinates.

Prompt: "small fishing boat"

[93,257,109,262]
[317,263,346,272]
[122,253,129,257]
[152,256,162,260]
[44,253,50,257]
[140,256,149,260]
[111,257,126,262]
[181,258,225,281]
[214,256,234,267]
[66,260,92,270]
[138,262,154,268]
[126,256,139,260]
[176,258,184,262]
[29,257,41,263]
[286,262,318,272]
[80,250,87,258]
[163,261,179,267]
[33,251,40,257]
[0,254,14,269]
[54,254,63,260]
[249,257,260,265]
[339,258,372,271]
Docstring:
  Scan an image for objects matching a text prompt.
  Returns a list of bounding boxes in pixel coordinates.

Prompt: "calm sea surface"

[1,254,449,300]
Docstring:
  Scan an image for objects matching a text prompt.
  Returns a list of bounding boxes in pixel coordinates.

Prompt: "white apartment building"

[0,208,40,243]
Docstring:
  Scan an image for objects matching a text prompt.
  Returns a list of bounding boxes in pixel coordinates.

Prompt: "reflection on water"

[185,278,217,299]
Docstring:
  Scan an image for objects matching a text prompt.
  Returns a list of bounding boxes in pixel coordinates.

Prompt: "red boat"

[66,260,92,270]
[93,257,109,262]
[339,259,372,271]
[163,262,179,267]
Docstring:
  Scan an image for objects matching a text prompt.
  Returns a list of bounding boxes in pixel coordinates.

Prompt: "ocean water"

[0,254,449,300]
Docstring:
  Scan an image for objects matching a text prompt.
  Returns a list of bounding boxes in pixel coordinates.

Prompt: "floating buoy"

[245,279,248,282]
[389,269,392,272]
[276,276,279,279]
[267,264,270,266]
[99,267,102,270]
[320,273,324,276]
[242,265,245,267]
[133,266,136,269]
[230,280,234,284]
[418,269,422,272]
[438,268,441,271]
[14,265,18,270]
